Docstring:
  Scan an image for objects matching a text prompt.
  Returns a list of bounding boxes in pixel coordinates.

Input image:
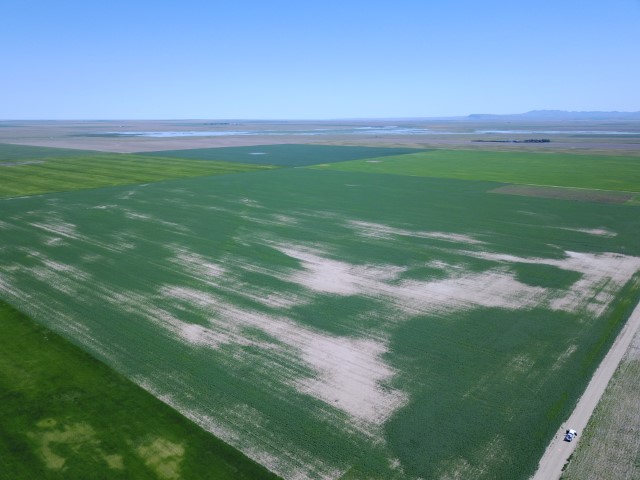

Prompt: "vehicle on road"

[564,429,578,442]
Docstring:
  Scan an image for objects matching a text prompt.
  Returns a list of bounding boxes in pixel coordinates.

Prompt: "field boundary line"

[531,297,640,480]
[516,182,640,194]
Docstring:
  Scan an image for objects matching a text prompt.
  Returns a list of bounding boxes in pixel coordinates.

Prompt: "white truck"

[564,429,578,442]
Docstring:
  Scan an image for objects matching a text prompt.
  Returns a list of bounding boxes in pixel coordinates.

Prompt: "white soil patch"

[90,204,117,210]
[391,270,546,314]
[105,280,401,438]
[44,237,66,246]
[558,227,617,237]
[510,353,535,375]
[295,334,406,426]
[31,220,81,240]
[349,220,485,245]
[272,214,299,226]
[122,209,190,233]
[124,211,152,221]
[148,239,635,440]
[13,208,638,480]
[240,197,262,208]
[469,250,640,315]
[31,219,143,254]
[157,285,408,430]
[13,252,92,295]
[169,245,306,310]
[273,243,406,296]
[169,247,226,284]
[240,213,302,229]
[273,242,545,315]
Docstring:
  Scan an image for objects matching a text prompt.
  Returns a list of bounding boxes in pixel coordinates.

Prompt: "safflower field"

[1,143,639,479]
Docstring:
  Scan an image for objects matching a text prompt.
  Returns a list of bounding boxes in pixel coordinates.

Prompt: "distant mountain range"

[467,110,640,121]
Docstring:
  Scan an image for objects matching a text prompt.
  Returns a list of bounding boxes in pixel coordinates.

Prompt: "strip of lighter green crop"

[314,150,640,192]
[0,143,98,161]
[0,154,274,198]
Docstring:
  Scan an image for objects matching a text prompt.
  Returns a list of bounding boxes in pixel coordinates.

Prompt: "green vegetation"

[317,149,640,191]
[0,143,99,161]
[512,263,583,289]
[490,184,633,204]
[0,300,280,479]
[1,145,639,479]
[1,163,639,479]
[141,144,425,166]
[0,154,273,198]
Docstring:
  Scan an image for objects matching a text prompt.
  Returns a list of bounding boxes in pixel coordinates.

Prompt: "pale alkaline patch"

[136,437,184,480]
[157,285,408,430]
[274,243,406,296]
[559,227,617,237]
[470,250,640,315]
[31,220,81,240]
[348,220,485,245]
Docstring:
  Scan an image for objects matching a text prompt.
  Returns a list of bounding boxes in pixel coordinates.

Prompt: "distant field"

[317,149,640,192]
[0,143,99,161]
[0,300,279,480]
[141,144,425,166]
[2,165,640,480]
[490,185,634,204]
[0,154,273,198]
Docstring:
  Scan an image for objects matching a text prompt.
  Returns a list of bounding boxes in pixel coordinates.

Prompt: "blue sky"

[1,0,639,119]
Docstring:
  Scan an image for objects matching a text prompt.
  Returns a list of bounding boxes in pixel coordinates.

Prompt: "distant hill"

[467,110,640,121]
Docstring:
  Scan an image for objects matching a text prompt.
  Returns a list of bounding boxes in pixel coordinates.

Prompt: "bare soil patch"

[491,184,633,203]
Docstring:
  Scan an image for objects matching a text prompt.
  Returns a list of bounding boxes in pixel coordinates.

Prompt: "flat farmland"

[1,153,640,480]
[0,300,278,480]
[141,144,425,166]
[318,149,640,192]
[0,143,99,161]
[0,150,272,198]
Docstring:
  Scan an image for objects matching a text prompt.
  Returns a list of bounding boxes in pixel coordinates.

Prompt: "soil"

[491,185,633,204]
[2,120,639,154]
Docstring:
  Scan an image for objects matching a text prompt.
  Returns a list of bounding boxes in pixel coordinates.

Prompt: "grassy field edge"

[0,299,281,480]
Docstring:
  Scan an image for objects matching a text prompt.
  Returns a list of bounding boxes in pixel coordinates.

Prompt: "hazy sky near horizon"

[2,0,639,119]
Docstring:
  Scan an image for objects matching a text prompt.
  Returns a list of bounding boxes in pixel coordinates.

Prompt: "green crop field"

[0,300,279,480]
[2,142,640,480]
[0,153,273,198]
[141,144,425,166]
[316,149,640,192]
[0,143,99,162]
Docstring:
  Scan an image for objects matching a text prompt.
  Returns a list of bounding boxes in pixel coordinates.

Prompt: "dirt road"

[531,299,640,480]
